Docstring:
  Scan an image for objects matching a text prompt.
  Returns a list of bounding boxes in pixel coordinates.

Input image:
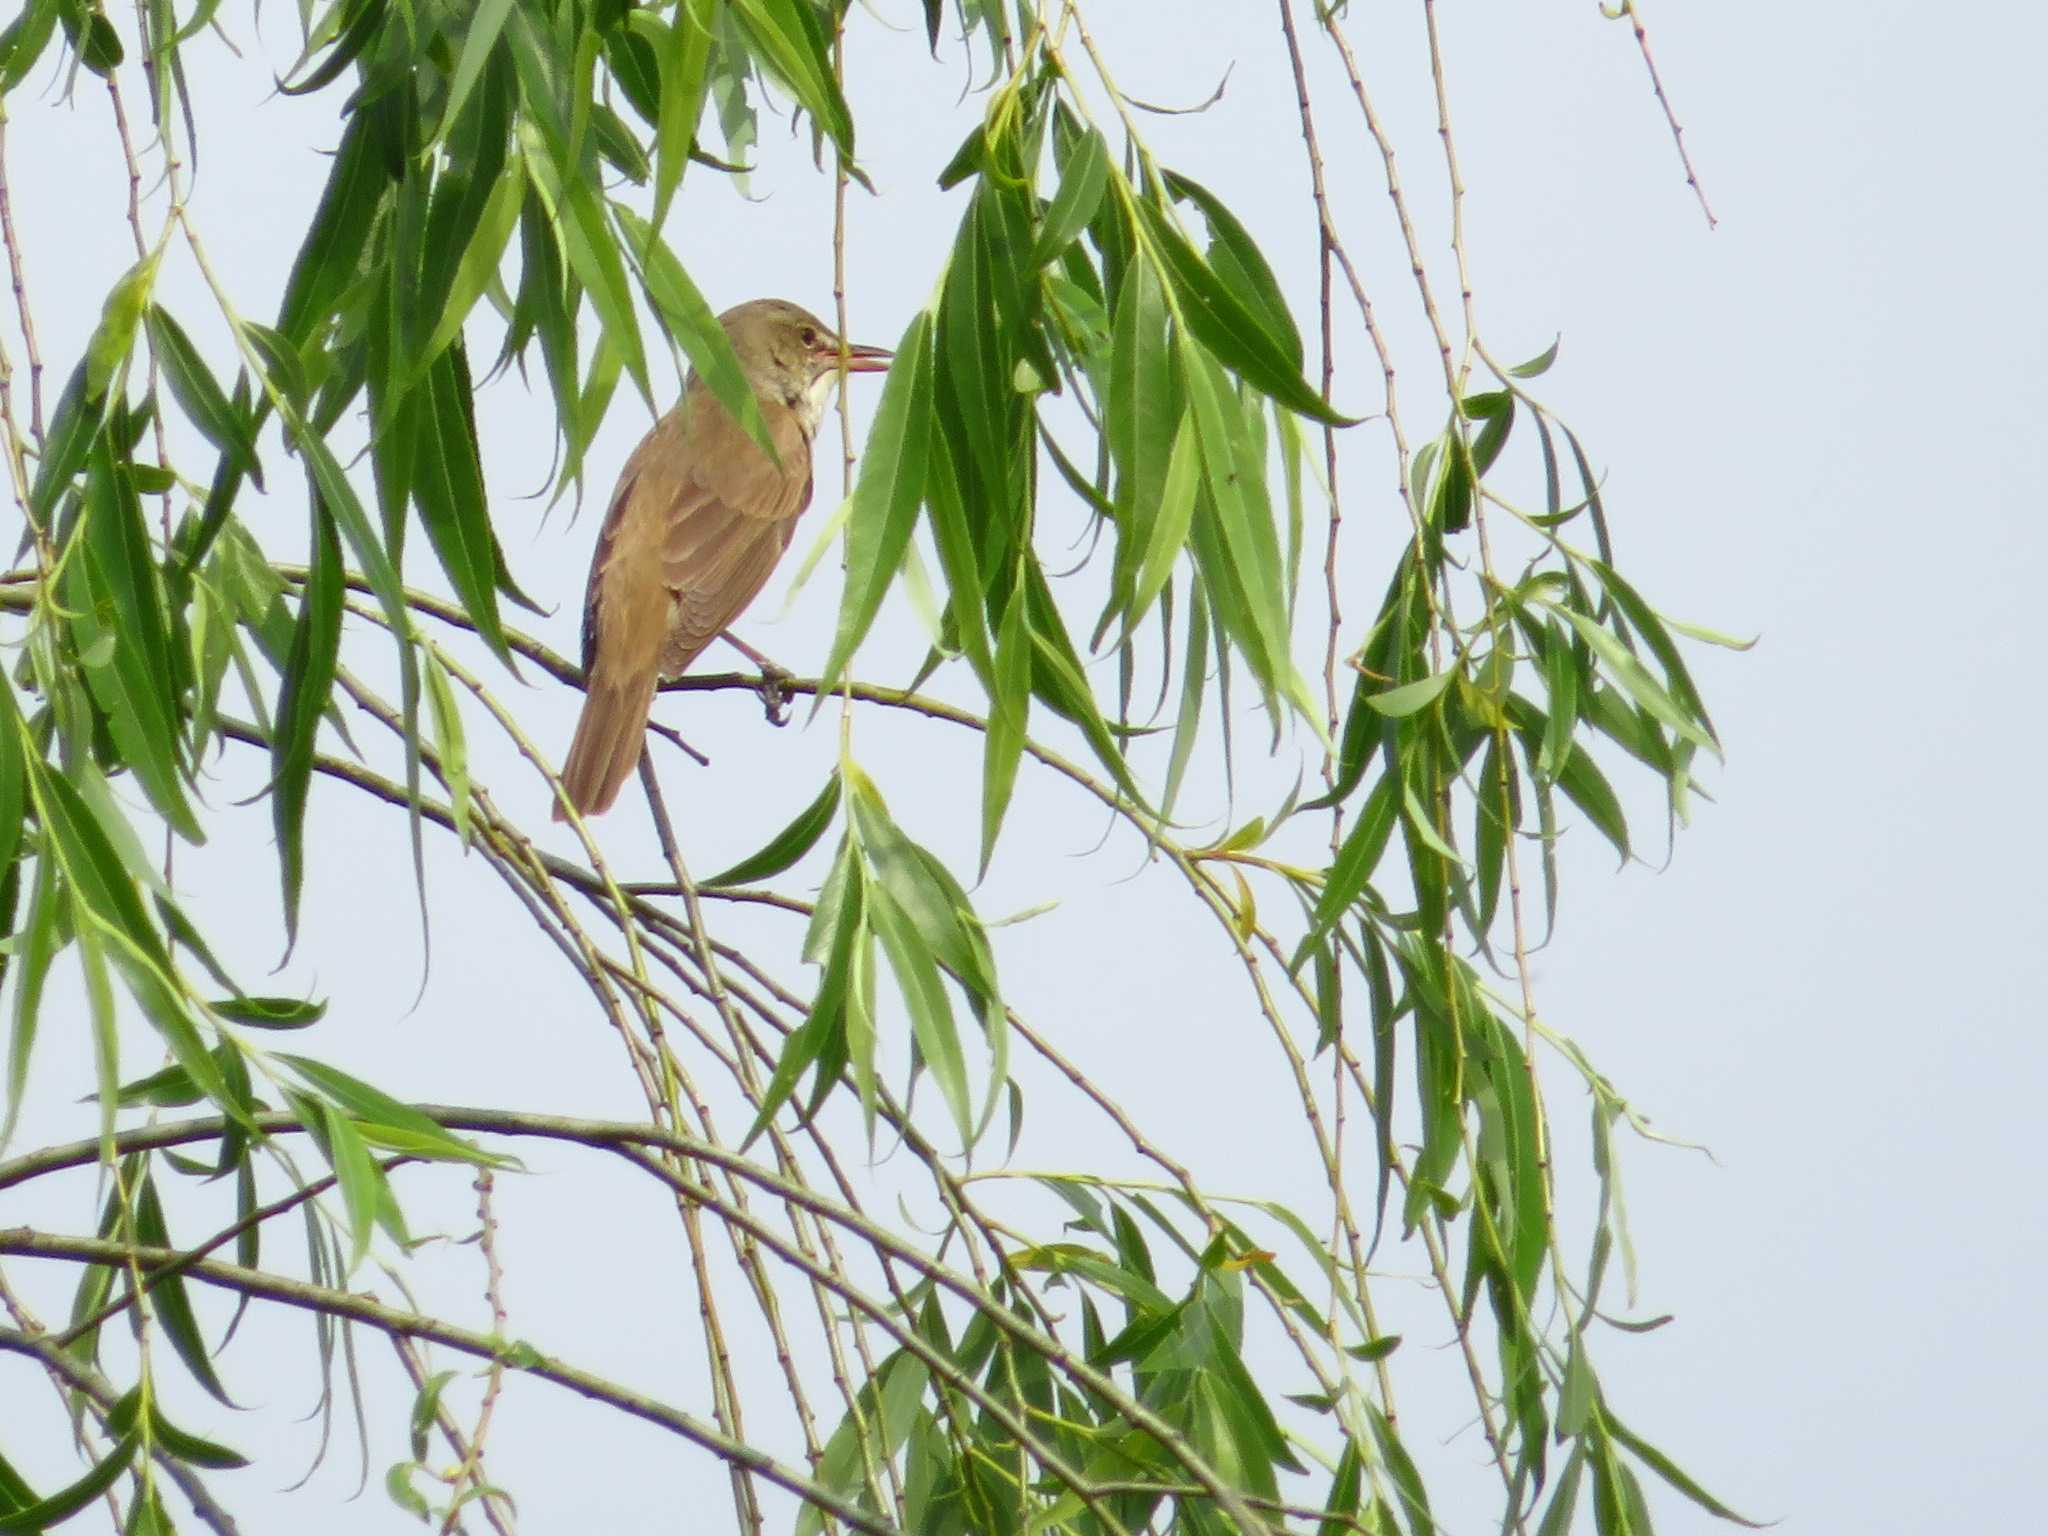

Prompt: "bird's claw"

[756,663,794,726]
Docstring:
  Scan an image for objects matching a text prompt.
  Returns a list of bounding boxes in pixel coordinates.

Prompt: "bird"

[554,298,891,820]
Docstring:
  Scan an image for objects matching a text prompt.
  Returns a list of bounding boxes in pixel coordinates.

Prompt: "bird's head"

[721,298,891,433]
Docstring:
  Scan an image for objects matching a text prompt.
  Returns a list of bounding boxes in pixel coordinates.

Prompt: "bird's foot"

[720,631,794,725]
[755,663,794,726]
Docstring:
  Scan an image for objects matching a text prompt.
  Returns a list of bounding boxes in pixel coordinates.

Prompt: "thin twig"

[1614,0,1717,227]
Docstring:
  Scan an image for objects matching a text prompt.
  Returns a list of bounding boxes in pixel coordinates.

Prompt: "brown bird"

[555,298,891,820]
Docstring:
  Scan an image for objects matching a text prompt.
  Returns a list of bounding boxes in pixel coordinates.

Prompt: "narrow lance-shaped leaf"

[1161,168,1302,371]
[415,156,526,380]
[412,345,512,665]
[134,1173,237,1405]
[273,498,344,952]
[818,307,934,693]
[979,574,1031,875]
[1124,407,1201,640]
[727,0,853,159]
[652,0,716,227]
[517,118,652,409]
[612,201,778,462]
[434,0,516,147]
[0,1431,142,1533]
[147,306,263,486]
[69,444,203,841]
[84,243,163,398]
[703,773,842,888]
[1032,126,1111,268]
[1137,199,1354,426]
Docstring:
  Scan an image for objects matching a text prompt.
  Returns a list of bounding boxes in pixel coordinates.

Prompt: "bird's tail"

[554,667,659,821]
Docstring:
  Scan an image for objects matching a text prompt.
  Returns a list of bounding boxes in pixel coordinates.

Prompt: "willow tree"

[0,1,1747,1533]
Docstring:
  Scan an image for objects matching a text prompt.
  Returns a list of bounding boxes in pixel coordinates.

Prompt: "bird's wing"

[580,391,814,680]
[654,393,815,670]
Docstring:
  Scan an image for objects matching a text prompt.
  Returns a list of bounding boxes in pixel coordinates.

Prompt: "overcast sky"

[3,2,2043,1533]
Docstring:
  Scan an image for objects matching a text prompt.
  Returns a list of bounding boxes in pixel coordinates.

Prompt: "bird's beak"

[825,341,893,374]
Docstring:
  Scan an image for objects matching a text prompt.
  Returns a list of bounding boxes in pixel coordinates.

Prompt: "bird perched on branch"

[555,299,890,820]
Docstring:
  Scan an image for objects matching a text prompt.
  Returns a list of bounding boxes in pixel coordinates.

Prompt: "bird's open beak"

[828,341,893,374]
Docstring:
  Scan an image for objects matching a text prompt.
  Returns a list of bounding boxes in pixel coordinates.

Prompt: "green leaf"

[422,649,472,842]
[868,879,973,1150]
[1605,1413,1762,1527]
[1137,200,1351,426]
[4,855,60,1145]
[435,0,516,147]
[0,0,60,94]
[272,502,344,951]
[28,359,101,522]
[1162,168,1302,370]
[1539,619,1578,782]
[416,157,526,379]
[1366,669,1454,719]
[278,0,384,96]
[1367,1401,1433,1536]
[413,346,512,666]
[612,201,777,461]
[1297,769,1397,961]
[1559,608,1714,754]
[703,774,841,888]
[147,307,263,487]
[1106,259,1177,624]
[302,1095,379,1268]
[1033,127,1111,267]
[651,0,716,227]
[818,308,934,691]
[1510,336,1561,378]
[276,109,386,345]
[68,446,201,841]
[135,1173,237,1405]
[728,0,854,159]
[518,118,651,408]
[108,1389,251,1469]
[0,1431,141,1532]
[979,578,1031,874]
[282,1054,495,1164]
[1590,559,1721,747]
[744,845,865,1146]
[1125,408,1201,638]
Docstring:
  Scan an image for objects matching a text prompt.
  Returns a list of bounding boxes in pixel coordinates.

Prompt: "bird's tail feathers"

[554,668,659,821]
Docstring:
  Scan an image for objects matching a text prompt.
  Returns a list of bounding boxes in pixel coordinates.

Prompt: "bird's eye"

[800,327,818,348]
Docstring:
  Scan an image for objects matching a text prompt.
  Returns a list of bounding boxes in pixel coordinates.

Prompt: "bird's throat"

[791,370,839,440]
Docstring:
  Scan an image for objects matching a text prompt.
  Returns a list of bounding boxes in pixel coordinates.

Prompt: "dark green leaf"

[1605,1414,1762,1526]
[1510,336,1561,378]
[818,308,933,691]
[727,0,853,157]
[651,0,715,227]
[272,501,344,950]
[1162,168,1301,370]
[703,774,841,888]
[276,105,387,345]
[282,1054,494,1164]
[212,995,327,1028]
[413,345,512,665]
[435,0,515,146]
[29,359,102,523]
[1033,127,1111,268]
[979,575,1030,874]
[134,1174,237,1405]
[613,201,778,461]
[1137,200,1352,425]
[0,0,60,94]
[0,1431,140,1532]
[149,309,262,487]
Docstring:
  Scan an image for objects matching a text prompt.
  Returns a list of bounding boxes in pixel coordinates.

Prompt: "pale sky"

[3,2,2043,1533]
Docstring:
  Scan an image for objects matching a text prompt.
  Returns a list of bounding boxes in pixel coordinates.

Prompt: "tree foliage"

[0,1,1748,1533]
